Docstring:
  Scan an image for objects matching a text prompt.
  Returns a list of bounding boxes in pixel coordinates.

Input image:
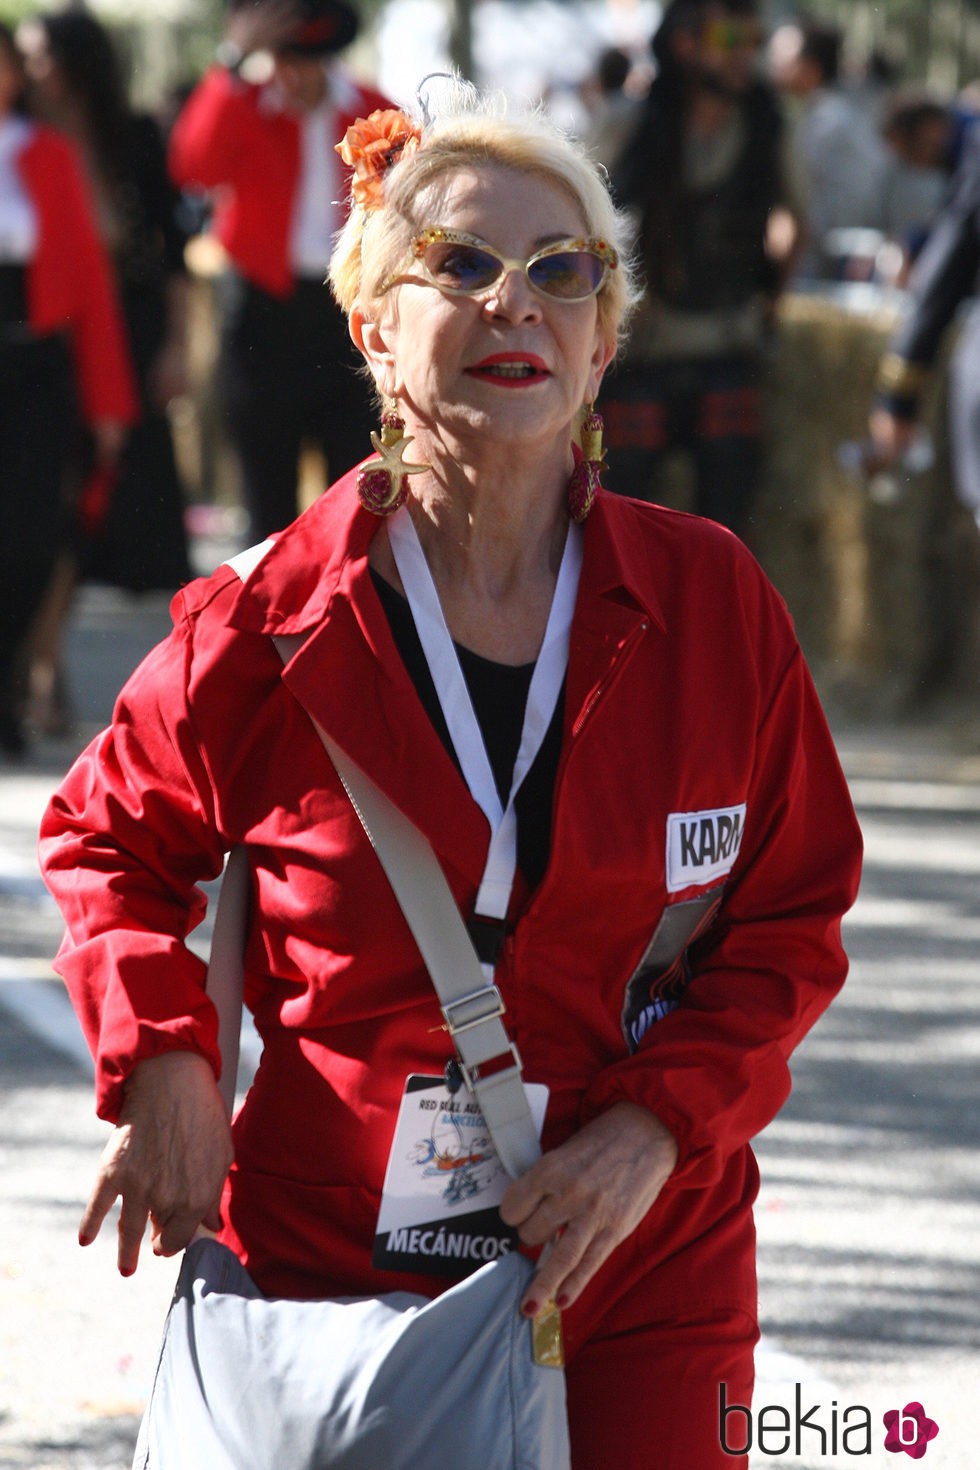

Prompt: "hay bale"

[755,289,966,715]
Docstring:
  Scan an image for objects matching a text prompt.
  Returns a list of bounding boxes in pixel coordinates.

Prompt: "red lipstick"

[465,351,551,386]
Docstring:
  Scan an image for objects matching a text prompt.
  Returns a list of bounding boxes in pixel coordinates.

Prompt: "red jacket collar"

[224,465,666,639]
[217,467,664,895]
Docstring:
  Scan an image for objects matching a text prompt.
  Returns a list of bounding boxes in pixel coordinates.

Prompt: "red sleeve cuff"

[94,1018,222,1125]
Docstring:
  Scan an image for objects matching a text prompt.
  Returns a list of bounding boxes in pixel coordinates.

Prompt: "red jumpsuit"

[40,474,862,1468]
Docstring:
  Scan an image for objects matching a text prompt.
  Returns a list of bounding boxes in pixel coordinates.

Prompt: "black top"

[111,112,189,371]
[371,569,562,895]
[0,264,28,328]
[612,77,785,311]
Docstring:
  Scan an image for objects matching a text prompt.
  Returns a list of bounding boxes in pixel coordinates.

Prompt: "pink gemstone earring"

[356,402,428,516]
[566,406,605,522]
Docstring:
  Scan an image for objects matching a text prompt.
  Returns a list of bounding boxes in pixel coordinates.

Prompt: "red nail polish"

[556,1293,570,1309]
[78,1232,93,1248]
[522,1299,539,1318]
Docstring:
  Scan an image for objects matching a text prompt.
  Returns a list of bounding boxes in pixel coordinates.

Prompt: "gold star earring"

[356,400,429,515]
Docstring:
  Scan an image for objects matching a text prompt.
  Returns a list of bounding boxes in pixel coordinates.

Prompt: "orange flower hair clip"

[335,109,423,210]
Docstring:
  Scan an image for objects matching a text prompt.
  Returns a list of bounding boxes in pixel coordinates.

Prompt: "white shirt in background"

[0,117,38,264]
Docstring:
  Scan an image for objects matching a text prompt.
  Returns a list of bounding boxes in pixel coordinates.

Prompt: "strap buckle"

[457,1043,524,1097]
[441,983,506,1038]
[441,983,525,1132]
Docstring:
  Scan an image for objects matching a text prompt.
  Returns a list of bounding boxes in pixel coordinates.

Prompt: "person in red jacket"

[168,0,392,539]
[0,21,136,755]
[41,83,862,1467]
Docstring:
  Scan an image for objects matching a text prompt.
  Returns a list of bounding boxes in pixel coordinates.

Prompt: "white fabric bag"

[133,1237,568,1470]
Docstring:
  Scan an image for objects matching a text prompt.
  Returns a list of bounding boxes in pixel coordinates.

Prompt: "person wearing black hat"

[169,0,391,539]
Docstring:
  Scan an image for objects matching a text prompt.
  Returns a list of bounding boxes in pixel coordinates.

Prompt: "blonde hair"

[329,79,640,357]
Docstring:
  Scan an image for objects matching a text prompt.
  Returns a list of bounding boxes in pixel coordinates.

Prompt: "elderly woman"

[40,83,862,1468]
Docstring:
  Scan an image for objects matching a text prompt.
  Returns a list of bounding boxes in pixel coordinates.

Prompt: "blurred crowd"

[577,11,970,290]
[3,0,980,759]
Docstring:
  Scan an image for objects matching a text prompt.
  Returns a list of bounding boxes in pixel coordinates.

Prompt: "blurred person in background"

[847,45,900,132]
[16,7,192,736]
[168,0,391,540]
[0,20,135,757]
[947,80,980,172]
[599,0,804,538]
[768,17,889,281]
[870,124,980,530]
[879,88,953,278]
[578,45,646,175]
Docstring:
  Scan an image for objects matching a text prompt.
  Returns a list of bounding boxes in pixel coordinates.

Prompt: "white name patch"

[666,804,747,893]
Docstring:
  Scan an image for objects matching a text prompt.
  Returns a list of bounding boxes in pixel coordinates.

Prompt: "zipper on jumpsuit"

[490,611,651,1106]
[520,611,650,930]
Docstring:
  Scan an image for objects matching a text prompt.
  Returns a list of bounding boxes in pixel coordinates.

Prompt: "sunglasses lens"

[422,242,501,293]
[705,19,761,50]
[527,250,605,299]
[416,236,608,299]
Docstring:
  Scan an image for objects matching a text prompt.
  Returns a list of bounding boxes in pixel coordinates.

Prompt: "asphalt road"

[1,575,978,1469]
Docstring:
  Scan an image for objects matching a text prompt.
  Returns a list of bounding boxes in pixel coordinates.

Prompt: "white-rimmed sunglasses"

[394,226,618,301]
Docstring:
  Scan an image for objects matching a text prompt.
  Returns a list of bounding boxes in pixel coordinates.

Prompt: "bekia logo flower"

[883,1402,939,1458]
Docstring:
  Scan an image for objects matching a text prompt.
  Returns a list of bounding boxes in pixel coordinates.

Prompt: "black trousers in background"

[599,352,764,539]
[0,333,73,727]
[219,272,376,540]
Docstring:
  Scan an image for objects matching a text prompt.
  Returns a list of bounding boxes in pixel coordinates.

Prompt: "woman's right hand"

[78,1051,234,1276]
[225,0,302,59]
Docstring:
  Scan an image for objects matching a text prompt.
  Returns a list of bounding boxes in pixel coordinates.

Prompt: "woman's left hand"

[499,1101,678,1317]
